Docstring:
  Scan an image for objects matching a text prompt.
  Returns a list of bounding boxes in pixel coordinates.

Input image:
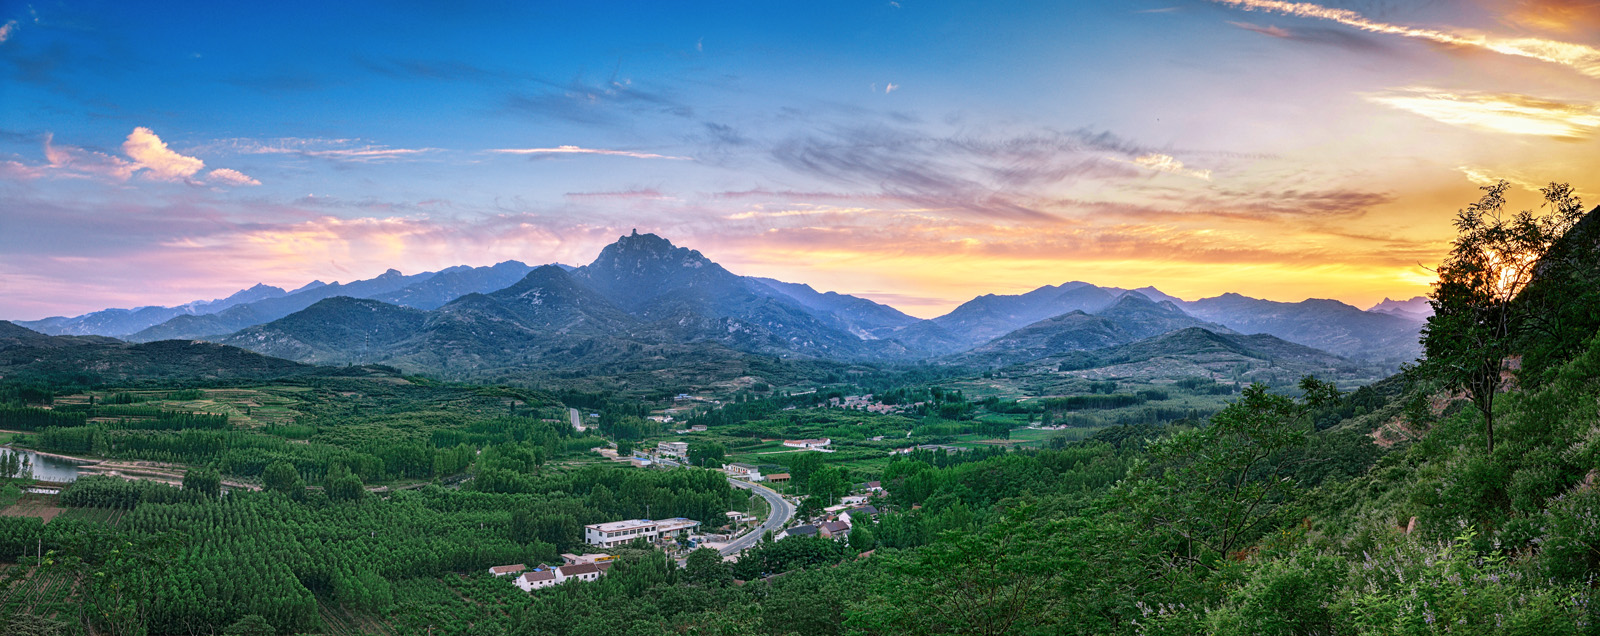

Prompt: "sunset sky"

[2,0,1598,320]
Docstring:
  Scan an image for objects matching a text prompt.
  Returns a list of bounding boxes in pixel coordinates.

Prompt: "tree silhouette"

[1420,181,1584,454]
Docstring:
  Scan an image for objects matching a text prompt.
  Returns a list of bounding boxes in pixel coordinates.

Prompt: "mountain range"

[5,232,1430,378]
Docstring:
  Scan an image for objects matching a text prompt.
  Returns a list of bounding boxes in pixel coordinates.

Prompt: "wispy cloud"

[489,145,689,160]
[0,19,17,43]
[207,168,261,186]
[1366,87,1600,138]
[1116,153,1213,180]
[1209,0,1600,79]
[208,137,438,163]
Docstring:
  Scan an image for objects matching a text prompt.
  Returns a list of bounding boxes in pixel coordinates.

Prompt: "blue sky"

[3,0,1599,319]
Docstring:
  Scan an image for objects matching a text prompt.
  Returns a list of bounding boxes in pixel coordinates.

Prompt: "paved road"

[569,408,584,432]
[721,479,792,557]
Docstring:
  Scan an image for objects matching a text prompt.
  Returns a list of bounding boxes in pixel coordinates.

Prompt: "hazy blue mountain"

[130,268,436,342]
[945,292,1230,368]
[746,277,921,338]
[369,260,538,310]
[218,296,430,365]
[16,282,291,337]
[1179,294,1421,362]
[572,232,899,359]
[1368,296,1432,322]
[925,282,1120,351]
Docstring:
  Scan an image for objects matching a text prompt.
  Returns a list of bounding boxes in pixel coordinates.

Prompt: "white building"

[724,463,762,481]
[657,441,689,458]
[514,562,612,592]
[782,438,832,449]
[488,564,526,577]
[584,517,702,548]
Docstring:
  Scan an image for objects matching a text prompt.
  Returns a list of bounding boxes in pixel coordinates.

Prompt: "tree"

[223,614,275,636]
[807,467,848,507]
[684,547,732,586]
[1420,181,1584,454]
[262,460,302,494]
[1124,383,1313,568]
[182,468,221,498]
[688,442,726,468]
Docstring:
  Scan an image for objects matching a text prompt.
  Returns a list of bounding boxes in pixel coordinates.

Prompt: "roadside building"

[657,441,689,458]
[782,438,832,450]
[584,518,702,548]
[724,463,763,481]
[780,524,819,540]
[819,520,851,539]
[766,472,791,485]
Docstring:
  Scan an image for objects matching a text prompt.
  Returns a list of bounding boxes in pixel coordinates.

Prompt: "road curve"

[722,479,792,557]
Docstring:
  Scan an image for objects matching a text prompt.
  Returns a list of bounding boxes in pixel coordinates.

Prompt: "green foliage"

[1419,181,1585,453]
[688,441,726,468]
[684,546,733,586]
[1123,384,1312,567]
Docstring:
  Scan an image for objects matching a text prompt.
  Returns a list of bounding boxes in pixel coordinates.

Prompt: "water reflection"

[0,446,82,483]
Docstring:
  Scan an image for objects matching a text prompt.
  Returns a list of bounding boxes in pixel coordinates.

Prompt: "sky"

[2,0,1598,320]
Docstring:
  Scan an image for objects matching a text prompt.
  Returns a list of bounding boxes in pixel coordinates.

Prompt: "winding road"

[721,479,792,557]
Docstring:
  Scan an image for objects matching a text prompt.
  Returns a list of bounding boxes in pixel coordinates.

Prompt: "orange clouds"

[1365,88,1600,138]
[1210,0,1600,79]
[1500,0,1600,33]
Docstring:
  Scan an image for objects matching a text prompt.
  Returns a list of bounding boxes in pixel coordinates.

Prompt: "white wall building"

[583,518,702,548]
[724,463,762,481]
[782,438,832,449]
[657,441,689,458]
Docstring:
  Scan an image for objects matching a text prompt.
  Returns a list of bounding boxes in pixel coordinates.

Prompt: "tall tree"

[1419,181,1584,454]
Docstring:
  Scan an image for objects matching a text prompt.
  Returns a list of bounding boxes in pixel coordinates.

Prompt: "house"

[841,495,869,506]
[657,441,689,458]
[848,505,880,517]
[556,563,604,584]
[724,463,762,481]
[515,569,557,591]
[819,520,851,539]
[725,511,756,525]
[766,472,791,484]
[863,481,883,492]
[584,518,702,547]
[690,424,707,432]
[630,457,653,468]
[488,564,526,577]
[780,524,819,540]
[514,562,615,592]
[782,438,832,450]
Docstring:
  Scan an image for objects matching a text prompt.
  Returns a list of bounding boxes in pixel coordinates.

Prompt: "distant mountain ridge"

[8,232,1427,370]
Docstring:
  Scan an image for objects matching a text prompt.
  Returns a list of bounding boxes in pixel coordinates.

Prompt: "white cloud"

[207,168,261,186]
[885,83,900,94]
[2,129,259,186]
[0,20,18,43]
[488,145,689,160]
[123,127,205,181]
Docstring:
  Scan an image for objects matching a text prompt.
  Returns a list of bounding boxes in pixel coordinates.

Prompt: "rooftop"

[586,519,658,532]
